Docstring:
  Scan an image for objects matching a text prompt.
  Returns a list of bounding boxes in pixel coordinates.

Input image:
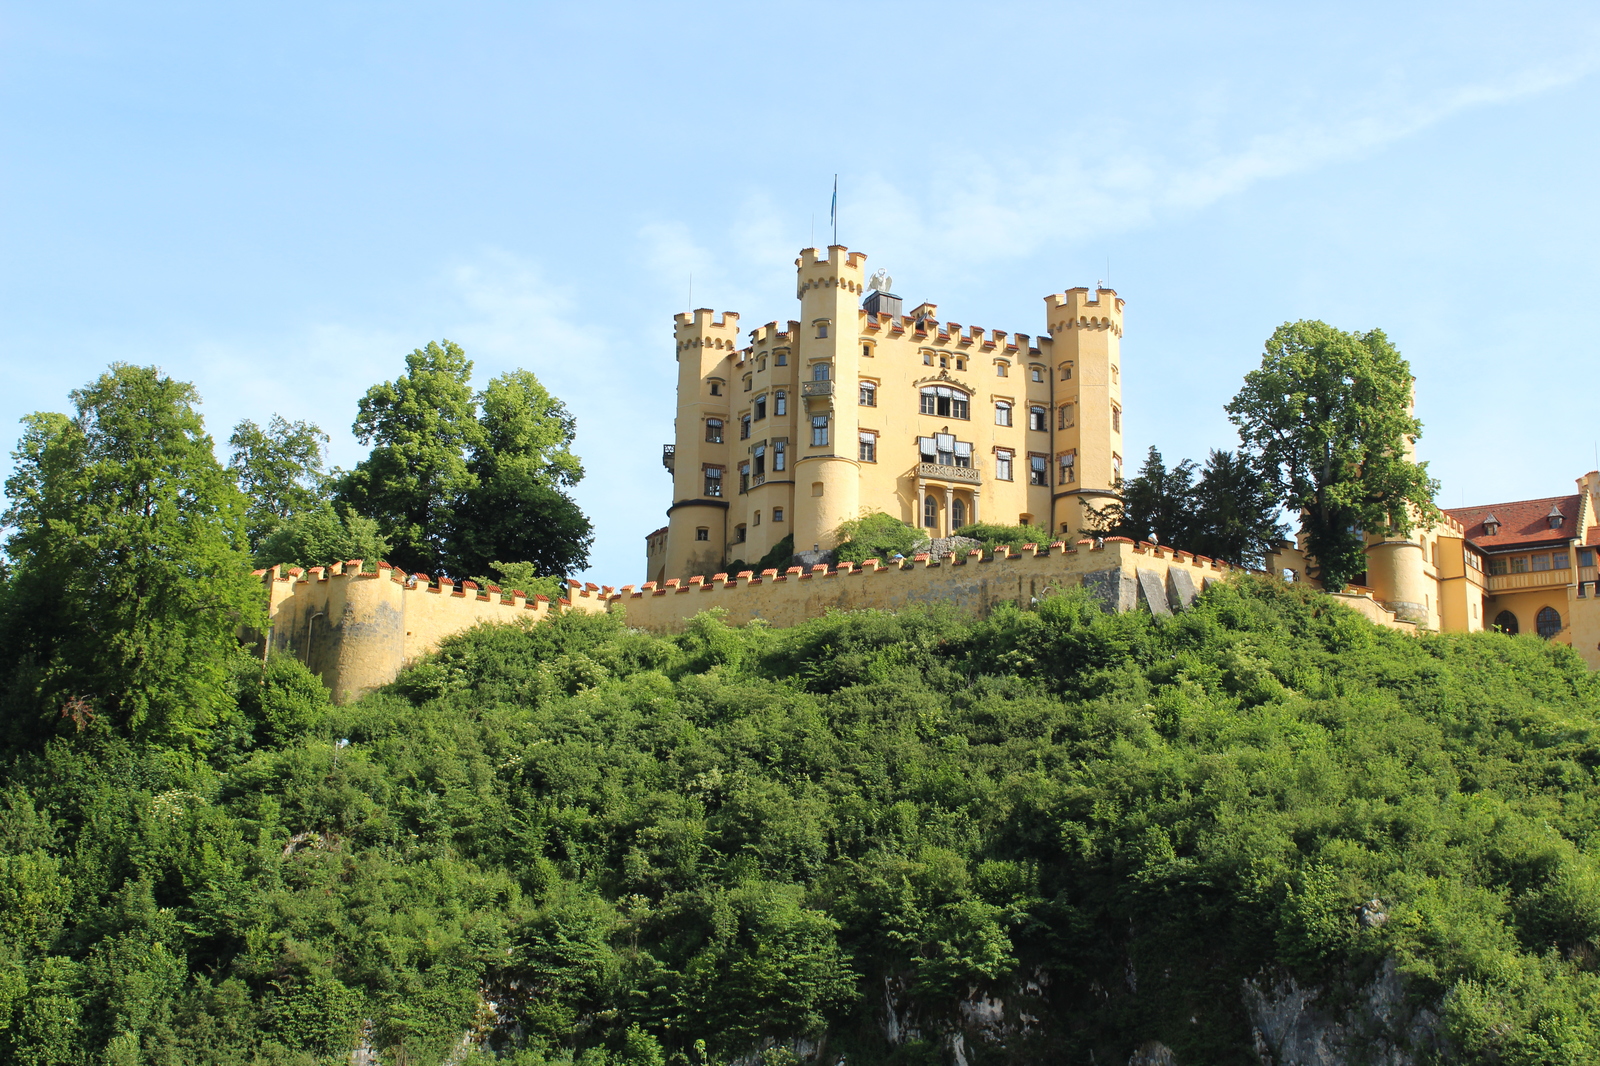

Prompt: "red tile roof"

[1444,495,1582,550]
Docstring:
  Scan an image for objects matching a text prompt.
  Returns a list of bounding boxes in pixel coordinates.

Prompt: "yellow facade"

[650,245,1123,585]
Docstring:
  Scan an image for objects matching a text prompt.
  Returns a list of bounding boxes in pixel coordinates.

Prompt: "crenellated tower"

[662,308,741,583]
[789,246,869,552]
[1044,286,1125,533]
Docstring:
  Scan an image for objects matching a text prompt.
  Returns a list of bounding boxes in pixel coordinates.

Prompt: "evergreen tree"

[0,364,262,747]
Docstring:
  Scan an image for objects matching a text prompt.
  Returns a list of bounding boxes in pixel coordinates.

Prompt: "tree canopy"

[227,415,331,548]
[0,364,263,747]
[1227,320,1440,590]
[335,342,592,579]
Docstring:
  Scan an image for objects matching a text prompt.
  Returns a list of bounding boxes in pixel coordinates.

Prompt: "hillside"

[4,577,1600,1065]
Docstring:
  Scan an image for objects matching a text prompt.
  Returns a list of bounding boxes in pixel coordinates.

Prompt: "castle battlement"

[1046,287,1125,337]
[795,245,868,297]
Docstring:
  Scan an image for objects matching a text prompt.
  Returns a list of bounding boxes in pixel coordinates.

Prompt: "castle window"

[1553,552,1570,569]
[1113,453,1123,480]
[813,362,831,382]
[952,498,967,528]
[995,448,1014,481]
[1494,610,1518,634]
[923,496,937,528]
[696,527,709,541]
[1028,406,1047,431]
[754,445,766,478]
[775,391,787,416]
[859,381,877,406]
[1059,451,1076,485]
[773,507,784,522]
[1057,403,1074,430]
[811,415,829,447]
[738,462,749,493]
[953,440,972,468]
[703,466,722,497]
[1489,557,1507,575]
[1581,549,1596,567]
[1029,454,1047,486]
[995,401,1013,426]
[1059,362,1073,381]
[743,375,752,392]
[775,351,787,366]
[740,416,751,440]
[1112,365,1119,384]
[754,511,761,525]
[1111,403,1121,433]
[919,386,969,419]
[940,355,949,369]
[754,395,767,420]
[773,441,787,470]
[736,524,747,543]
[863,343,873,358]
[859,432,877,463]
[709,382,722,396]
[757,357,767,372]
[924,352,933,366]
[996,361,1009,377]
[705,418,723,443]
[1511,556,1528,574]
[816,321,829,338]
[956,358,966,371]
[1031,366,1044,382]
[1532,553,1551,572]
[1537,606,1562,639]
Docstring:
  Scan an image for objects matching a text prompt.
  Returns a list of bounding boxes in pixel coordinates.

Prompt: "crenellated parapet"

[1046,287,1125,338]
[255,560,603,703]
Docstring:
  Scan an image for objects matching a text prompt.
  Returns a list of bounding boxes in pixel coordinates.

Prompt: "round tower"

[662,308,740,581]
[1043,286,1125,535]
[790,246,868,553]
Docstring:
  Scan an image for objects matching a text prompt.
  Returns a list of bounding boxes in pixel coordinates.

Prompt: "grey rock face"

[1244,958,1440,1066]
[1129,1040,1178,1066]
[1084,567,1138,613]
[1136,568,1173,616]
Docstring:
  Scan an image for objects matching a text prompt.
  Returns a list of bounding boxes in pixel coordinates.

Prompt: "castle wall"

[257,561,602,702]
[605,538,1234,633]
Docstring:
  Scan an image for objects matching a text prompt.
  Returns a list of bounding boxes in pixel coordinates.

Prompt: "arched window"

[1536,607,1562,639]
[919,385,969,419]
[1494,610,1519,635]
[923,496,937,528]
[705,418,723,443]
[952,498,967,528]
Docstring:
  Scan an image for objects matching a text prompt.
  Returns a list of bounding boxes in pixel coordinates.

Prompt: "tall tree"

[1186,449,1286,569]
[446,369,592,579]
[337,345,592,579]
[227,415,330,547]
[1086,447,1199,547]
[1226,320,1440,590]
[0,364,263,747]
[337,341,484,575]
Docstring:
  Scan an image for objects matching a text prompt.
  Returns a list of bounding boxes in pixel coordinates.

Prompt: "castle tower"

[662,308,741,582]
[1364,384,1430,625]
[1044,286,1125,533]
[789,246,869,552]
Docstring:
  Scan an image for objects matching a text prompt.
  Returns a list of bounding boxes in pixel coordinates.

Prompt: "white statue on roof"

[868,268,893,293]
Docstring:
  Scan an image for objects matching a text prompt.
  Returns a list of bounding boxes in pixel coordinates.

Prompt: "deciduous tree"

[0,364,263,747]
[227,415,330,548]
[1227,320,1439,590]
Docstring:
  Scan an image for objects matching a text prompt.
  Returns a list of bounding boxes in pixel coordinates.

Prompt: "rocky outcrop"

[1244,958,1442,1066]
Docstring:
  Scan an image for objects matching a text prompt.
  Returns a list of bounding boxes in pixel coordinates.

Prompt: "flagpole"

[831,175,838,246]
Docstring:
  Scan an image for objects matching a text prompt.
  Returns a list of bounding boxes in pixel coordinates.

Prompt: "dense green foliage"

[253,501,393,573]
[0,365,264,749]
[5,576,1600,1064]
[833,512,923,565]
[1228,321,1440,589]
[335,342,592,579]
[1087,447,1285,567]
[952,522,1059,555]
[228,416,333,550]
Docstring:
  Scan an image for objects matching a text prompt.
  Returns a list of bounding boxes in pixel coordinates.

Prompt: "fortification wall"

[257,561,602,702]
[597,538,1236,632]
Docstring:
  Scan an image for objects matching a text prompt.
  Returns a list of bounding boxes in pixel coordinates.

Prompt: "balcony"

[662,444,675,474]
[916,462,981,484]
[800,380,834,398]
[1486,569,1571,593]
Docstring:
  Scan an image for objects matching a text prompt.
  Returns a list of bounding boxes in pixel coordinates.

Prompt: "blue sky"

[4,2,1599,581]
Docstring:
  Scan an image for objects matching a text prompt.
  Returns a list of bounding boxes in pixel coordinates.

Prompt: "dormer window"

[1548,505,1565,530]
[1482,513,1500,536]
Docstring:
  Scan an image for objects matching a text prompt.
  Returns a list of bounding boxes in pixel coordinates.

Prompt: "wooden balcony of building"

[1486,568,1574,593]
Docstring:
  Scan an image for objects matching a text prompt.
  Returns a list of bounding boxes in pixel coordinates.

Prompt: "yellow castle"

[647,246,1126,584]
[256,245,1600,703]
